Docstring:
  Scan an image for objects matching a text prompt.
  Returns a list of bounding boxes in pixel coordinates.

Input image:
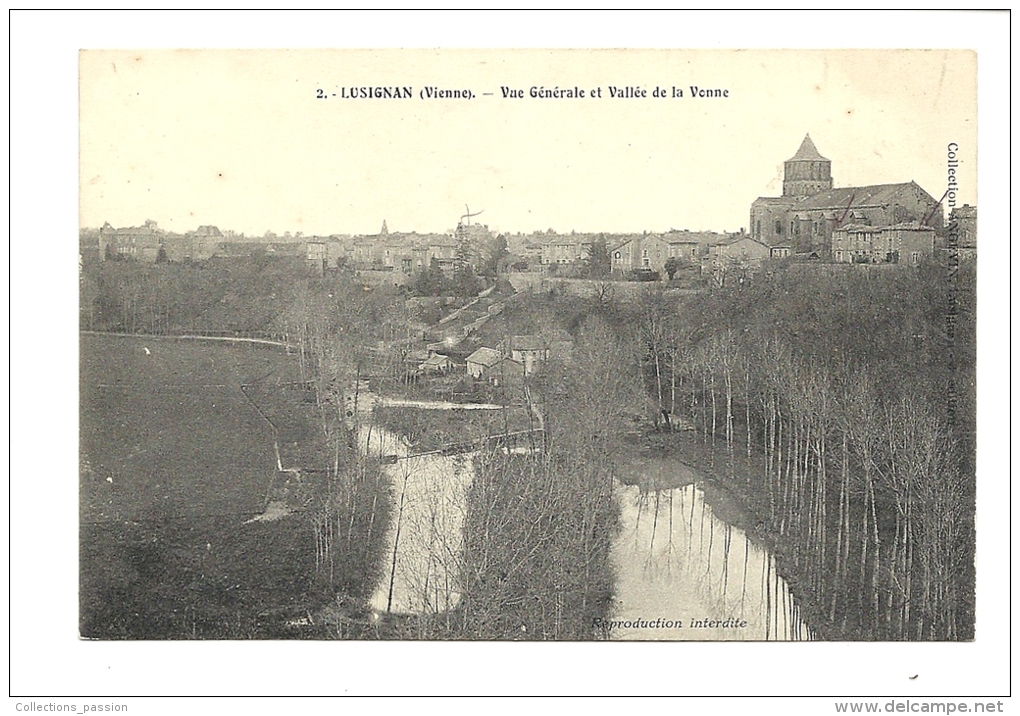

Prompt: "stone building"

[832,222,936,265]
[99,220,164,261]
[948,204,977,250]
[306,240,327,274]
[750,135,943,255]
[610,234,671,273]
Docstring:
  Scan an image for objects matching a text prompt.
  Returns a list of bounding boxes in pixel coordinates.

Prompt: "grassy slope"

[80,334,297,521]
[80,334,324,638]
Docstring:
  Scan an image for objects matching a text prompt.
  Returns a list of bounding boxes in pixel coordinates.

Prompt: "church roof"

[792,182,933,212]
[787,134,829,162]
[752,195,800,207]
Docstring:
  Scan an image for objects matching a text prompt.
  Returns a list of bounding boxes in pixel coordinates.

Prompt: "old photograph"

[76,47,980,647]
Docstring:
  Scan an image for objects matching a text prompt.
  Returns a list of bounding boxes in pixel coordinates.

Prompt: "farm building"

[419,354,455,373]
[483,357,525,386]
[465,347,502,379]
[505,335,549,376]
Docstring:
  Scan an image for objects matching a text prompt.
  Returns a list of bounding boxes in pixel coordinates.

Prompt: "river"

[361,405,811,640]
[610,479,812,641]
[362,423,473,615]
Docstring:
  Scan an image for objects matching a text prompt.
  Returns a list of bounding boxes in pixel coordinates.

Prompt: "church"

[750,135,943,256]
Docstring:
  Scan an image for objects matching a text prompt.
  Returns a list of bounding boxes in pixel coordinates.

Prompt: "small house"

[485,357,526,386]
[465,347,502,379]
[419,354,455,373]
[506,335,549,376]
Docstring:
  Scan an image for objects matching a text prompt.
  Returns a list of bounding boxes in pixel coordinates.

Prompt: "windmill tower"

[455,205,484,271]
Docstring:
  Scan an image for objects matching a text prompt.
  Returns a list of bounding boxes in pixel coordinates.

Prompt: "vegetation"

[583,235,612,278]
[479,233,511,277]
[80,246,976,641]
[371,405,532,454]
[626,260,976,640]
[79,264,403,638]
[79,335,328,638]
[79,254,307,336]
[455,259,975,641]
[394,315,641,639]
[664,255,681,280]
[407,257,483,297]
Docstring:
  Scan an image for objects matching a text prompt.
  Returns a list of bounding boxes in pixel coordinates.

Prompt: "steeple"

[783,134,833,197]
[788,134,827,162]
[380,219,388,235]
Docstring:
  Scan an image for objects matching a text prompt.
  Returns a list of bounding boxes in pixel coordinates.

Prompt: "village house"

[151,225,224,262]
[426,236,460,274]
[465,346,525,385]
[306,241,327,274]
[351,236,379,267]
[465,347,502,379]
[709,235,772,262]
[540,236,587,266]
[610,234,671,273]
[663,230,727,264]
[831,222,936,265]
[504,335,549,376]
[419,353,455,373]
[521,239,544,265]
[99,220,165,261]
[665,238,701,263]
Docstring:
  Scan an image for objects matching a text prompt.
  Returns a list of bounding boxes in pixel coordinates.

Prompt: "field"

[80,333,323,638]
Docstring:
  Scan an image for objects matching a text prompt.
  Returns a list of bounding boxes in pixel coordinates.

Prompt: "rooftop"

[793,182,933,212]
[465,347,502,367]
[787,134,829,163]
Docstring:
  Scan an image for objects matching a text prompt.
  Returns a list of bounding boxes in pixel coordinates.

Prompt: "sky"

[79,48,977,237]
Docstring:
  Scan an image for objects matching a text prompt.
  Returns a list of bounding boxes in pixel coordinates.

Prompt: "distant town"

[81,135,977,288]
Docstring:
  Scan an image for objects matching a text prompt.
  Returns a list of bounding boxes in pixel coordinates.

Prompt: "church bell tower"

[783,134,833,197]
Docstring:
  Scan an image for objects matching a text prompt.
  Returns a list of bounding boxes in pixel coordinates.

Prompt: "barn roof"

[491,357,525,372]
[465,347,502,367]
[421,354,453,368]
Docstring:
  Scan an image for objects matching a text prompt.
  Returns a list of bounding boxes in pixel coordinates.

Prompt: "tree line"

[628,261,976,640]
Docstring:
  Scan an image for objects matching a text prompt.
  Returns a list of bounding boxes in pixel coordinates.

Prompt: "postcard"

[77,47,980,647]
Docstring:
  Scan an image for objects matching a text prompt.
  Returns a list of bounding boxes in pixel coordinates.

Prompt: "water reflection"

[611,482,812,641]
[362,417,813,641]
[364,425,471,615]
